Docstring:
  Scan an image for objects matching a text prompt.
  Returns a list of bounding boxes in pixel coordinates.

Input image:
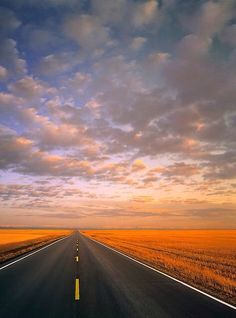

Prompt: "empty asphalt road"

[0,232,235,318]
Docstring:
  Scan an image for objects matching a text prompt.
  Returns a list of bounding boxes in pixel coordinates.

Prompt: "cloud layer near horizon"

[0,0,236,228]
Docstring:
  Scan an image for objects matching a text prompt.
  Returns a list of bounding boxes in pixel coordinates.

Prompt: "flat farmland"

[0,229,72,263]
[82,229,236,305]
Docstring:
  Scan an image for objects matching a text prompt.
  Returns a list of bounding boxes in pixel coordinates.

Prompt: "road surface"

[0,232,235,318]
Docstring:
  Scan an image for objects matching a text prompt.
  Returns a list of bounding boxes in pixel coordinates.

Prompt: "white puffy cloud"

[38,53,79,76]
[130,37,147,50]
[67,72,91,94]
[0,126,33,169]
[0,66,8,80]
[148,52,170,64]
[193,0,234,40]
[220,24,236,47]
[8,76,53,99]
[0,39,27,75]
[92,0,127,24]
[0,7,21,33]
[132,0,158,28]
[63,14,110,50]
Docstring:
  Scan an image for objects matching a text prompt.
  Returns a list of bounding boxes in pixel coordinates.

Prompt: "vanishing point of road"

[0,232,235,318]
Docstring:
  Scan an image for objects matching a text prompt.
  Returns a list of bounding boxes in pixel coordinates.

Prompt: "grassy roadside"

[82,229,236,306]
[0,229,72,264]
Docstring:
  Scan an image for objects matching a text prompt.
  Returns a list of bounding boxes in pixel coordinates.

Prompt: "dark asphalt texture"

[0,232,235,318]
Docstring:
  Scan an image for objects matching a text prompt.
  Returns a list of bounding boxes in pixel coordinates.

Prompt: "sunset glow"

[0,0,236,228]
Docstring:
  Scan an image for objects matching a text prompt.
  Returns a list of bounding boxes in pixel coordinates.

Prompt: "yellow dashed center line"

[75,278,80,300]
[75,239,80,301]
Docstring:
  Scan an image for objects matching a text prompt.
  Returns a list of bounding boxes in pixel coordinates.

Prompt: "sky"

[0,0,236,229]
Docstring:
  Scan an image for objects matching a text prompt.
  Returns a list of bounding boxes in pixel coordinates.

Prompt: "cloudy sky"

[0,0,236,228]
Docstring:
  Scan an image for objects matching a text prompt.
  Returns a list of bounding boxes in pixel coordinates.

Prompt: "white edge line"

[0,235,71,271]
[85,235,236,311]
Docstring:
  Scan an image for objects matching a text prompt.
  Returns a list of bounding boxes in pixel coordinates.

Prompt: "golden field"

[82,230,236,305]
[0,229,72,263]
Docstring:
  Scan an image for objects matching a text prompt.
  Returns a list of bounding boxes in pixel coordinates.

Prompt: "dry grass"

[82,229,236,305]
[0,229,72,263]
